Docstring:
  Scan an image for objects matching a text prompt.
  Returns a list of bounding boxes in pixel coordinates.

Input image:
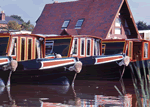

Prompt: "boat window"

[102,42,125,55]
[81,38,85,56]
[94,39,100,56]
[102,44,106,55]
[21,38,25,60]
[0,37,9,55]
[36,39,41,59]
[87,39,91,56]
[144,43,148,58]
[46,38,71,56]
[28,39,32,60]
[72,39,78,55]
[11,38,17,56]
[46,40,54,55]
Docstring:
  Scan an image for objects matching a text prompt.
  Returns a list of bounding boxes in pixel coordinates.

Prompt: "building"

[139,30,150,40]
[32,0,140,39]
[0,11,23,29]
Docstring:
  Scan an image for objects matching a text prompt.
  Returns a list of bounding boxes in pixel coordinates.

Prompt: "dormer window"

[75,19,84,29]
[62,20,70,29]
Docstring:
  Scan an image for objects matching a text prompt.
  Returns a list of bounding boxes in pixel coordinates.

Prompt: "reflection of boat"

[0,84,132,107]
[0,33,81,86]
[45,35,129,80]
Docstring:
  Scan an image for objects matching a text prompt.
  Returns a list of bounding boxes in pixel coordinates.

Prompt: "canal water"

[0,79,136,107]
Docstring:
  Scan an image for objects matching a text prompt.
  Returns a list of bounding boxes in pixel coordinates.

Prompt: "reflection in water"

[0,80,135,107]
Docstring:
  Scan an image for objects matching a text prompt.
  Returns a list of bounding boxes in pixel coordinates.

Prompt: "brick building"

[32,0,140,39]
[0,11,22,29]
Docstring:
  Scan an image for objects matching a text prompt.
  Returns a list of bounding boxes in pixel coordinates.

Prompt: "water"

[0,79,136,107]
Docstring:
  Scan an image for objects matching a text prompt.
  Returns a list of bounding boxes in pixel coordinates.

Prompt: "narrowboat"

[45,35,129,80]
[0,32,82,86]
[102,39,150,77]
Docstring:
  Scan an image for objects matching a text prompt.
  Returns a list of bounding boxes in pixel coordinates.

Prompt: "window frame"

[114,17,122,35]
[61,20,70,29]
[27,38,33,60]
[72,38,78,56]
[20,37,26,61]
[80,38,85,56]
[75,18,84,29]
[143,42,149,59]
[86,38,91,56]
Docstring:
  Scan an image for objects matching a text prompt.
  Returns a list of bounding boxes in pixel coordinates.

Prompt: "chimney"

[0,11,5,21]
[53,1,59,3]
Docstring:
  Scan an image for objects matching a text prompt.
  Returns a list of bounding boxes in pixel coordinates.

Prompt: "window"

[28,39,32,60]
[45,40,54,55]
[75,19,84,29]
[12,38,17,56]
[62,20,70,29]
[102,44,106,55]
[115,17,122,34]
[93,39,100,56]
[21,38,25,60]
[86,39,91,56]
[115,18,121,27]
[144,43,148,58]
[80,38,85,56]
[72,39,78,55]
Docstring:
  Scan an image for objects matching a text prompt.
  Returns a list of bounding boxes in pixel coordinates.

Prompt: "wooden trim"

[128,41,133,60]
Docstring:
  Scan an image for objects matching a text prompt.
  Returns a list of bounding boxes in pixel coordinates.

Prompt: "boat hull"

[77,55,125,80]
[10,58,78,85]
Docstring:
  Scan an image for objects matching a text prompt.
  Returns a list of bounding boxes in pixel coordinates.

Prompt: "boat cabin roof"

[45,35,102,40]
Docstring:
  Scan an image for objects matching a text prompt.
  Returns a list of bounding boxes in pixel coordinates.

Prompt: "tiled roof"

[0,20,7,24]
[32,0,123,39]
[0,16,23,25]
[5,16,23,25]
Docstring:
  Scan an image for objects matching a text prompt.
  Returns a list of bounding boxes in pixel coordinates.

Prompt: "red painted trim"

[91,39,93,56]
[0,59,8,63]
[45,56,55,59]
[43,59,74,67]
[97,56,123,63]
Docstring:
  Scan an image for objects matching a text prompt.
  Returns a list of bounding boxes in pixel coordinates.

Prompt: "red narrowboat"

[0,32,81,86]
[45,35,128,80]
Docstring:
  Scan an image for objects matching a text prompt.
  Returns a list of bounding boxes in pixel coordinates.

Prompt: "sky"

[0,0,150,26]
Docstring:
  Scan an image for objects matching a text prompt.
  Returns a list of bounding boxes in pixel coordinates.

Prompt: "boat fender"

[10,60,18,72]
[68,61,82,73]
[118,56,130,66]
[2,60,18,71]
[55,54,62,58]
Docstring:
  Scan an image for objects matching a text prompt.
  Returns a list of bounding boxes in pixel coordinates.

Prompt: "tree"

[10,15,24,22]
[136,21,150,30]
[7,21,21,30]
[21,20,34,31]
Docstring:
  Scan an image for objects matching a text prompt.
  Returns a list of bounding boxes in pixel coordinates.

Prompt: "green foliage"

[7,21,21,30]
[10,15,24,22]
[10,15,34,31]
[21,20,34,31]
[136,21,150,30]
